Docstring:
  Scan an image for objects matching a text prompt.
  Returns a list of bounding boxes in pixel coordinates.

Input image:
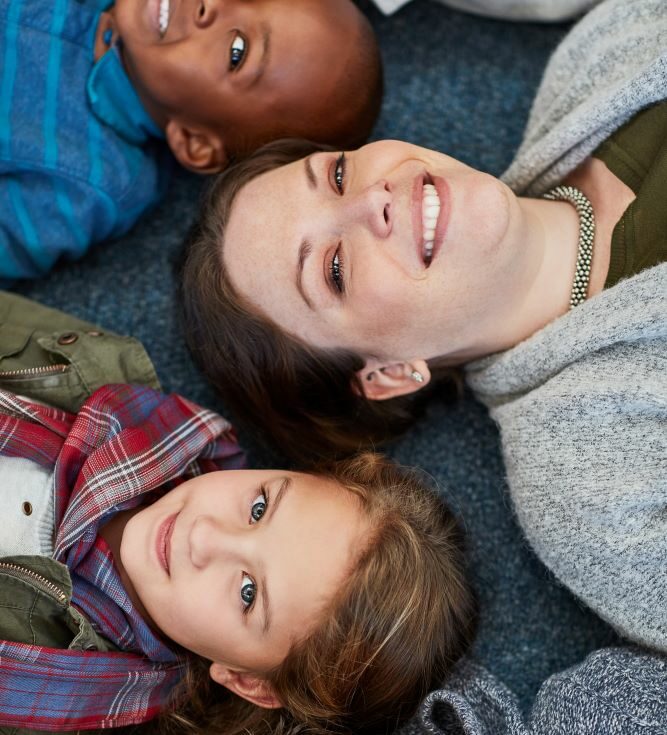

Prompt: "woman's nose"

[340,180,392,239]
[188,515,240,569]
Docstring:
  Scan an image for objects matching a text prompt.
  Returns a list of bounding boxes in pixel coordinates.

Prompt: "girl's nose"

[188,515,239,569]
[339,180,392,239]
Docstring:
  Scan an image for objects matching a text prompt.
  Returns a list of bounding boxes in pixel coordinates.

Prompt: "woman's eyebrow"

[260,476,292,636]
[296,238,315,310]
[304,155,318,190]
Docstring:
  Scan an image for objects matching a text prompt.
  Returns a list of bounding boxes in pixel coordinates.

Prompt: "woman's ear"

[356,359,431,401]
[165,120,229,174]
[209,663,282,709]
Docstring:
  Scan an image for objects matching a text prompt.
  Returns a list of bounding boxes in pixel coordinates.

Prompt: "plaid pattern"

[0,384,245,731]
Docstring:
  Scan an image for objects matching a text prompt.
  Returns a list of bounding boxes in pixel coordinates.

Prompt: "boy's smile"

[96,0,379,171]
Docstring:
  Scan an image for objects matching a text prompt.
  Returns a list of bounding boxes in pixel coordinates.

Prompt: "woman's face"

[121,470,368,677]
[223,140,525,364]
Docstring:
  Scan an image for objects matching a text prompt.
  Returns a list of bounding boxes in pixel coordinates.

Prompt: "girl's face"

[121,470,368,676]
[223,141,526,365]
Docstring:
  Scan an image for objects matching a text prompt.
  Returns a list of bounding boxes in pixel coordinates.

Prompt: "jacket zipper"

[0,560,67,604]
[0,364,68,378]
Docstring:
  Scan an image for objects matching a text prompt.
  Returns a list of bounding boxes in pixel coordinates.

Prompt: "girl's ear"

[355,359,431,401]
[165,120,229,174]
[209,663,282,709]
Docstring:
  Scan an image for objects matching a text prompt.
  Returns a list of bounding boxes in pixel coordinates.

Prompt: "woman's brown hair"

[179,139,460,464]
[158,453,476,735]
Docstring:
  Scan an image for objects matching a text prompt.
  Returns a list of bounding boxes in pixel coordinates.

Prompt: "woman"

[0,295,475,735]
[180,0,666,655]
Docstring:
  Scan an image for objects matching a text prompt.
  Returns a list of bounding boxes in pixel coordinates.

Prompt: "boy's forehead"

[250,1,364,119]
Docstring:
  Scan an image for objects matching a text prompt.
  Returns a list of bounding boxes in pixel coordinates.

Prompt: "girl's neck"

[98,507,157,629]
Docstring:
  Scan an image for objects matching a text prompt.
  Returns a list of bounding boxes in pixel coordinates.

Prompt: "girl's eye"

[241,574,256,610]
[230,33,246,70]
[250,492,268,523]
[333,153,346,194]
[329,248,345,294]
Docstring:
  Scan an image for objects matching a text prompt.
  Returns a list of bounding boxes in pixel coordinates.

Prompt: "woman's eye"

[241,574,256,609]
[250,492,268,523]
[329,248,345,294]
[333,153,346,194]
[230,33,246,70]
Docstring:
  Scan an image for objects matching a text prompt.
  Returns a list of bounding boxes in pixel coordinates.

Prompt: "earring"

[410,370,424,383]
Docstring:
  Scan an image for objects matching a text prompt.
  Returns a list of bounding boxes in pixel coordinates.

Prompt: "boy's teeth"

[421,183,440,265]
[159,0,170,35]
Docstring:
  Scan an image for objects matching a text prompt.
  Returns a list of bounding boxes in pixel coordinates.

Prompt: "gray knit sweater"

[415,647,667,735]
[466,264,667,650]
[404,3,667,732]
[474,0,667,652]
[502,0,667,195]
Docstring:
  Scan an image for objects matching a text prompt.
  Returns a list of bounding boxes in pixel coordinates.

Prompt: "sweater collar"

[87,44,164,145]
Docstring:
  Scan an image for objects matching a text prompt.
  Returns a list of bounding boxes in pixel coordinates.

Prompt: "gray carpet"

[15,0,619,714]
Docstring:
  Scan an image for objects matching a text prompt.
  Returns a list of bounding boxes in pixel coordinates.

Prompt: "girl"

[0,382,474,735]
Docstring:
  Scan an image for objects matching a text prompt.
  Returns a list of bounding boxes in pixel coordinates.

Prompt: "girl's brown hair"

[159,452,475,735]
[179,139,460,464]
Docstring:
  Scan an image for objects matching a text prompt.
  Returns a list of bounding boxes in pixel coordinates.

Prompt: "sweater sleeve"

[419,648,667,735]
[491,337,667,652]
[0,170,120,281]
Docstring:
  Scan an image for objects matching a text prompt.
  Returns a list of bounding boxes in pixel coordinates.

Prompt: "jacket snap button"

[22,502,33,516]
[86,330,103,337]
[57,332,78,345]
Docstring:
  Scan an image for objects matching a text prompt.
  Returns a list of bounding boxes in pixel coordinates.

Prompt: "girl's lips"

[156,513,177,575]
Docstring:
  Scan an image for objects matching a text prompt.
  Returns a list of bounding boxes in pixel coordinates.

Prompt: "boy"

[0,0,382,281]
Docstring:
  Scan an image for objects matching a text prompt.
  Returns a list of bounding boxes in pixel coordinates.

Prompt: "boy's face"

[111,0,366,153]
[120,469,369,679]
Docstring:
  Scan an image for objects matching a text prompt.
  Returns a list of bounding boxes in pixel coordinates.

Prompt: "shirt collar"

[87,44,164,145]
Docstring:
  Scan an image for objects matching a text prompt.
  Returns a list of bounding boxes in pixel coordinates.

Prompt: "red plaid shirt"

[0,384,245,731]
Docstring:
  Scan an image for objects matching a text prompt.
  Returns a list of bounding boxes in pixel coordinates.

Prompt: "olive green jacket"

[0,291,159,412]
[0,292,160,735]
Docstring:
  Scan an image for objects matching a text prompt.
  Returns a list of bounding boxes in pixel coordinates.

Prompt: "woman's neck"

[482,157,633,356]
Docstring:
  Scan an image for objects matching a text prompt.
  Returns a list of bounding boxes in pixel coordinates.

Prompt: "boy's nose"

[339,180,392,239]
[188,515,241,568]
[193,0,218,29]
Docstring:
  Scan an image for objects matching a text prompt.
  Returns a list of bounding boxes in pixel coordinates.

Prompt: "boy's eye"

[329,248,345,294]
[241,574,256,609]
[230,33,246,70]
[250,491,268,523]
[333,153,346,194]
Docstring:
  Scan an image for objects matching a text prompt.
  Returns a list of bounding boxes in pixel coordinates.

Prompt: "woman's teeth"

[422,183,440,265]
[159,0,170,36]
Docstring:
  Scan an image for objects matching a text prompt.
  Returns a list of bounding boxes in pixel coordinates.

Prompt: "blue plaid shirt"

[0,0,172,282]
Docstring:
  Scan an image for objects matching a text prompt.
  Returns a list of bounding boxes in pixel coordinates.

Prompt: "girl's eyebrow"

[260,476,291,636]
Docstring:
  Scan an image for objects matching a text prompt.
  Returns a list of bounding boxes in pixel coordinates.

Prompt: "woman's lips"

[156,513,177,575]
[411,173,450,268]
